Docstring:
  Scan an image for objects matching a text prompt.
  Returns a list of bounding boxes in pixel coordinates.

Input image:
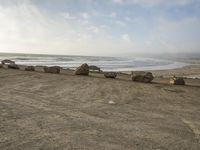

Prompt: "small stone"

[43,66,60,74]
[8,64,19,69]
[104,72,117,78]
[25,66,35,71]
[108,100,116,104]
[131,71,154,83]
[1,59,15,65]
[170,76,185,85]
[89,65,102,72]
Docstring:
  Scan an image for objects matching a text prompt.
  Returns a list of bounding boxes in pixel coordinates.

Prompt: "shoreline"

[1,53,193,72]
[1,60,200,79]
[107,61,189,72]
[118,64,200,79]
[151,64,200,79]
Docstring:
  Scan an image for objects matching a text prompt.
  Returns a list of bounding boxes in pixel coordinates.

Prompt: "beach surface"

[0,64,200,150]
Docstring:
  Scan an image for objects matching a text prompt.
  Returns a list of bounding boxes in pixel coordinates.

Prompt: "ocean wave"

[55,57,74,61]
[15,58,32,60]
[0,53,188,71]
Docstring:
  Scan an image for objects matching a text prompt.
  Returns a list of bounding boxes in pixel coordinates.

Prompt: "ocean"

[0,53,188,71]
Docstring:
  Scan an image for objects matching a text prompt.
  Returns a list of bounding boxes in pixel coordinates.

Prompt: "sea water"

[0,53,187,71]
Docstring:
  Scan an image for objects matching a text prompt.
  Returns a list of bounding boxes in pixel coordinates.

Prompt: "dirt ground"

[0,68,200,150]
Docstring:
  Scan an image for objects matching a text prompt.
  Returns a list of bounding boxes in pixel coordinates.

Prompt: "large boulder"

[74,63,89,75]
[44,66,60,74]
[131,71,154,83]
[170,76,185,85]
[1,59,15,65]
[104,72,117,78]
[25,66,35,71]
[89,65,101,72]
[8,64,19,69]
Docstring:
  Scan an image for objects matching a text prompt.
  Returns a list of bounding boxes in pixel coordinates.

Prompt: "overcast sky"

[0,0,200,56]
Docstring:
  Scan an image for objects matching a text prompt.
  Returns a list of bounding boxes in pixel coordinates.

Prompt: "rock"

[170,76,185,85]
[74,63,89,75]
[43,66,60,74]
[25,66,35,71]
[1,59,15,65]
[36,65,45,68]
[8,64,19,69]
[131,71,154,83]
[89,65,101,72]
[108,100,116,105]
[104,72,117,78]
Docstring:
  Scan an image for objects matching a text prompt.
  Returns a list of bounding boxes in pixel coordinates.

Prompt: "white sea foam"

[0,53,188,71]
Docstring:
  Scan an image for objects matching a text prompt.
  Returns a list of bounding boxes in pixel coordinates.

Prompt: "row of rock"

[73,63,185,85]
[74,63,154,82]
[1,59,19,69]
[0,60,185,85]
[0,59,59,73]
[0,60,19,69]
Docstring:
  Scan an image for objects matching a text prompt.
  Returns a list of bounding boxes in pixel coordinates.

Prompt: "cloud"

[0,0,199,55]
[112,0,198,6]
[154,17,200,52]
[110,12,117,18]
[0,0,131,55]
[60,12,76,20]
[116,20,126,26]
[112,0,124,4]
[129,16,200,53]
[81,12,90,19]
[0,1,88,54]
[121,34,131,42]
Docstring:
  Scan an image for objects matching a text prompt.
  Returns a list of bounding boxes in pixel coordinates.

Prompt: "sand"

[0,64,200,150]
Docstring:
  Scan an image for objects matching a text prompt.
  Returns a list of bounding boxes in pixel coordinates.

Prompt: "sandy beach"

[0,63,200,150]
[1,0,200,149]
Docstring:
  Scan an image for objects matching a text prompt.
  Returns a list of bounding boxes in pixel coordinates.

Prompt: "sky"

[0,0,200,56]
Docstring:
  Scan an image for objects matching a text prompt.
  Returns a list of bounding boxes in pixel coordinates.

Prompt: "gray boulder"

[1,59,15,65]
[25,66,35,71]
[74,63,89,75]
[170,76,185,85]
[89,65,101,72]
[8,64,19,69]
[44,66,60,74]
[104,72,117,78]
[131,71,154,83]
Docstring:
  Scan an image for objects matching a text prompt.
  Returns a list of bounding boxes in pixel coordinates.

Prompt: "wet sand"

[0,64,200,150]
